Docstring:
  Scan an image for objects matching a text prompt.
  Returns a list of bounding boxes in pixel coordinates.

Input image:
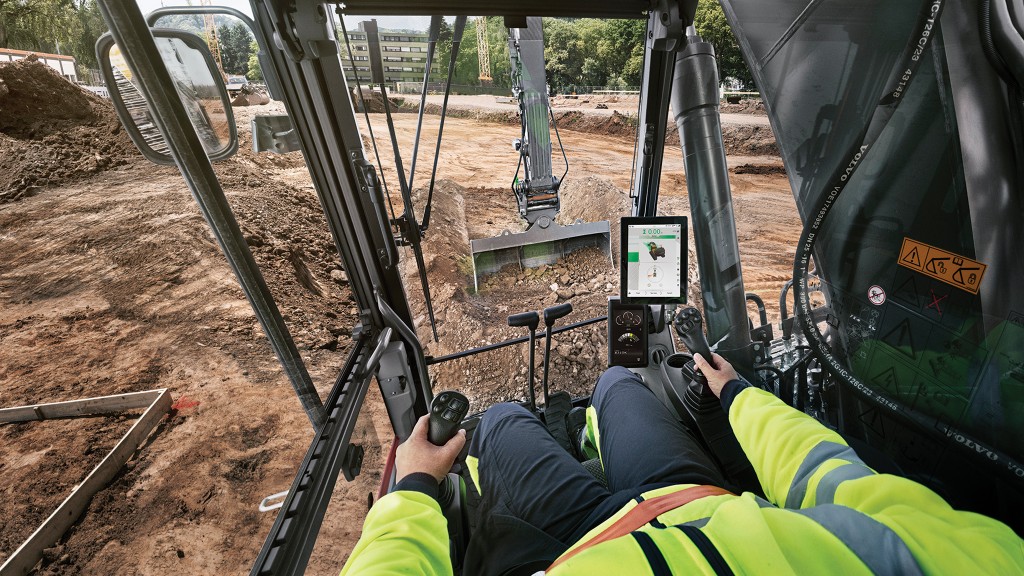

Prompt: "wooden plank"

[0,390,160,424]
[0,389,172,576]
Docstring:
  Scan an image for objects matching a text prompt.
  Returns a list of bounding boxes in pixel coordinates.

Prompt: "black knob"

[543,302,573,326]
[673,306,715,368]
[428,391,469,446]
[508,311,540,330]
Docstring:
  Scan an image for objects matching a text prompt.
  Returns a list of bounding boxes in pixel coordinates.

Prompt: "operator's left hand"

[396,415,467,483]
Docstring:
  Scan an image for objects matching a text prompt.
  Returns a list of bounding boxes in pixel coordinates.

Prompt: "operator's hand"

[395,415,467,484]
[694,352,739,399]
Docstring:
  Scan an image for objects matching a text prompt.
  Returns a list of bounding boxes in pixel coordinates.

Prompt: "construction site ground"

[0,61,798,574]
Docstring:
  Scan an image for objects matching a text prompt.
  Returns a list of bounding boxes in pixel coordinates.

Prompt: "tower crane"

[476,16,491,83]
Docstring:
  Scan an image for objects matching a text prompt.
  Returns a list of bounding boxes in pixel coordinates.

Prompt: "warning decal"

[898,238,987,295]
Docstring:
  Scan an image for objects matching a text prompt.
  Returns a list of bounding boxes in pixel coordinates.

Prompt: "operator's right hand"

[694,352,739,399]
[396,415,467,484]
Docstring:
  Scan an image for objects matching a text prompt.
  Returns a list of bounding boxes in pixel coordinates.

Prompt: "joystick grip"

[508,311,540,330]
[544,302,573,326]
[428,391,469,446]
[674,307,714,367]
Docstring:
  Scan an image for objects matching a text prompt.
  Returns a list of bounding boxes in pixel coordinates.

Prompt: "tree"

[485,16,510,89]
[217,22,252,76]
[0,0,109,71]
[593,19,645,88]
[693,0,753,89]
[71,0,104,69]
[451,18,481,86]
[540,18,644,92]
[0,0,48,50]
[246,39,262,82]
[543,18,585,89]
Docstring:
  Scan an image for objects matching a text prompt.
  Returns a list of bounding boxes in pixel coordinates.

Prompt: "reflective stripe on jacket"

[340,386,1024,575]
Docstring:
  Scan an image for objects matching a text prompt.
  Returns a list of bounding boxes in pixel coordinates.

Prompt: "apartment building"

[338,22,440,87]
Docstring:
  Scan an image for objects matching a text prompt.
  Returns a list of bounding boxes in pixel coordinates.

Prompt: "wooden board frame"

[0,389,172,576]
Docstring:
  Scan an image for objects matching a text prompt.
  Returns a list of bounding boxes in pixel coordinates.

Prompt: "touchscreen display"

[625,223,683,300]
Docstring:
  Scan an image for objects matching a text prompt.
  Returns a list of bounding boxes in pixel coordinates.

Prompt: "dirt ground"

[0,61,799,574]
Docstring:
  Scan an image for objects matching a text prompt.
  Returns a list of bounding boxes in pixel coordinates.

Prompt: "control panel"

[607,298,648,367]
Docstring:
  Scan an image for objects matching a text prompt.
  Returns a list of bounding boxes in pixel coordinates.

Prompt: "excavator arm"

[468,17,611,288]
[508,17,561,226]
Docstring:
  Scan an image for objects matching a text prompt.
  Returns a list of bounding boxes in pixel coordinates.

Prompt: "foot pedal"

[544,391,573,452]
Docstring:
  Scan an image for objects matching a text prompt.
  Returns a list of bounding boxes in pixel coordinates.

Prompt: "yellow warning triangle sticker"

[902,247,921,267]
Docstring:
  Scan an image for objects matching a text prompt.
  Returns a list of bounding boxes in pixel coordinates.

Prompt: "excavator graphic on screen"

[647,241,666,260]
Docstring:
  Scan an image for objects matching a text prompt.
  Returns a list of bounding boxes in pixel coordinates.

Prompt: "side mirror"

[96,29,238,165]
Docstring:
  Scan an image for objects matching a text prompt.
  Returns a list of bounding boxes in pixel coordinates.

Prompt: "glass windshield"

[721,0,1024,466]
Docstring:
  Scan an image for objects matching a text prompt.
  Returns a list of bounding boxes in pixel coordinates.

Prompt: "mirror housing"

[96,29,238,165]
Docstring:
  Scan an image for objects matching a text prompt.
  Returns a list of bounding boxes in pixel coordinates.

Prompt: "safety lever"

[541,302,573,407]
[508,310,541,412]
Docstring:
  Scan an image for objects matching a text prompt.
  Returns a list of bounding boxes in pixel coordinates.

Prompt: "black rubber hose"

[792,0,1024,487]
[980,0,1017,86]
[745,293,768,327]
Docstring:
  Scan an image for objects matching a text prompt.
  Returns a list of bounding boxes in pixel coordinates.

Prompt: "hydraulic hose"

[979,0,1015,86]
[792,0,1024,486]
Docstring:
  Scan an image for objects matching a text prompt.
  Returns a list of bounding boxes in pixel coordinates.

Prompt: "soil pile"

[0,59,138,203]
[734,163,786,175]
[351,87,407,113]
[720,98,767,115]
[212,104,363,354]
[719,124,779,156]
[551,93,640,111]
[558,175,704,313]
[414,179,472,305]
[408,101,776,156]
[415,103,640,140]
[557,175,631,263]
[664,119,779,157]
[556,110,636,137]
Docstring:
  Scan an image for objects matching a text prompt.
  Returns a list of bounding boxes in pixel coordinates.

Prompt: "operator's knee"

[474,402,533,446]
[592,365,644,409]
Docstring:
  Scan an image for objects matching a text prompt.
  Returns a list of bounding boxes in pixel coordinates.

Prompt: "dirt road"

[1,68,798,575]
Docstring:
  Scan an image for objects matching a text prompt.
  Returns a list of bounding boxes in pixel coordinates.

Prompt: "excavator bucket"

[231,85,270,106]
[470,220,612,290]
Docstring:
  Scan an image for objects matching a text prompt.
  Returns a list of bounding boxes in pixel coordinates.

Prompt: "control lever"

[428,390,470,553]
[541,302,573,407]
[673,306,714,366]
[672,308,760,493]
[428,390,469,446]
[508,311,540,412]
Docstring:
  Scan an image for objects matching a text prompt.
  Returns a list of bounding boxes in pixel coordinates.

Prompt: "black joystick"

[428,391,469,446]
[674,306,715,368]
[541,302,573,407]
[508,311,541,412]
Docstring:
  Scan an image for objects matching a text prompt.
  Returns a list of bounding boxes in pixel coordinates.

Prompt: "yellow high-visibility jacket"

[340,382,1024,575]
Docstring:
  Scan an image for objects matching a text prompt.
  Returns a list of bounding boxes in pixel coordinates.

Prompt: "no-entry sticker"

[898,238,987,294]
